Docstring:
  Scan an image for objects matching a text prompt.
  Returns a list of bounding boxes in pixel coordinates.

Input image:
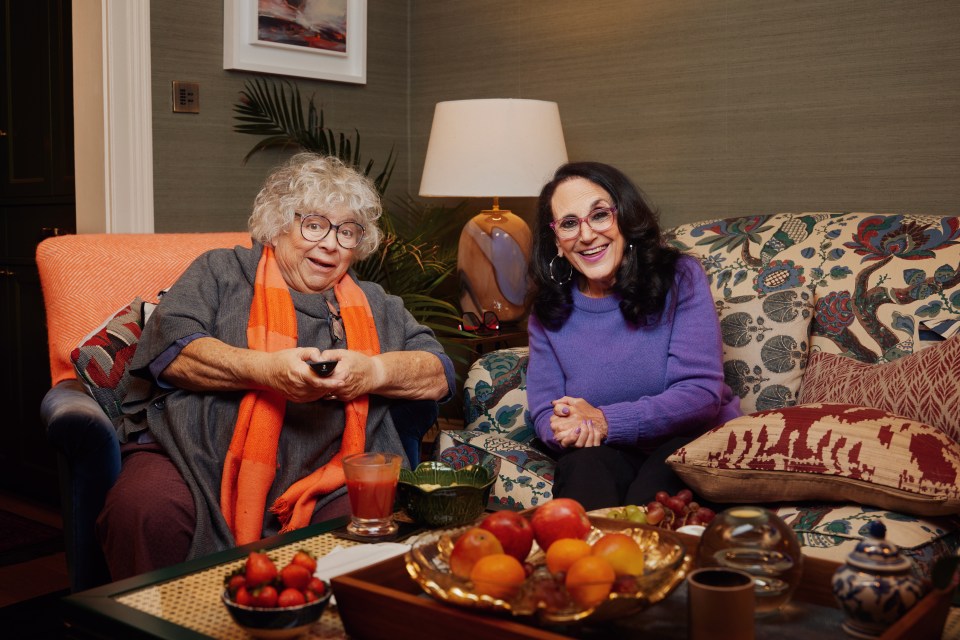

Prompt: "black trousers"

[551,437,698,511]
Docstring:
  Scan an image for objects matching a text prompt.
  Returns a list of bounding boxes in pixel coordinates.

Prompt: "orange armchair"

[37,232,250,591]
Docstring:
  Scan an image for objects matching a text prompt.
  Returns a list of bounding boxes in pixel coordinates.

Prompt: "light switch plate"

[172,81,200,113]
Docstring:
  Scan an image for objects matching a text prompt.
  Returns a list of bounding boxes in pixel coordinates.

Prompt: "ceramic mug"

[687,567,756,640]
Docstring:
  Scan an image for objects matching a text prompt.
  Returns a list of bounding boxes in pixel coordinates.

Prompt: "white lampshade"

[419,99,568,324]
[419,99,568,197]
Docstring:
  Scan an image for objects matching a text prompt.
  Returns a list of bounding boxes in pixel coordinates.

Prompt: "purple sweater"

[527,256,741,452]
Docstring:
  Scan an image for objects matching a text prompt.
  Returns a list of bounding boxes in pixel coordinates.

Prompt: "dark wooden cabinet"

[0,0,74,200]
[0,0,75,504]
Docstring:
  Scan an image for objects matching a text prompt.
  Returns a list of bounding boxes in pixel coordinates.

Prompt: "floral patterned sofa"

[435,212,960,572]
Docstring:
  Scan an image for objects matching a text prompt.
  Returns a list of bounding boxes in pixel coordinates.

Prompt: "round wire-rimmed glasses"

[296,213,365,249]
[549,206,617,240]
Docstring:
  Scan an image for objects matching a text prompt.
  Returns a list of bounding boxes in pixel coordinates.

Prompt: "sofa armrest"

[463,347,533,440]
[40,379,120,591]
[42,380,120,462]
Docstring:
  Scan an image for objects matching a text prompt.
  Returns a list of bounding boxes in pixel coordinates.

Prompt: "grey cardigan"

[118,242,453,559]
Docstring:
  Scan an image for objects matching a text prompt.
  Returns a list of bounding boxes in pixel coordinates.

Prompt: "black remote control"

[307,360,337,376]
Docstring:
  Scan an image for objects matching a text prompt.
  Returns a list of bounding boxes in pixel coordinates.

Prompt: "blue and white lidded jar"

[832,521,927,638]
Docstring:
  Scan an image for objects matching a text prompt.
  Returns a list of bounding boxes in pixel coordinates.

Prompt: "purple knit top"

[527,255,741,452]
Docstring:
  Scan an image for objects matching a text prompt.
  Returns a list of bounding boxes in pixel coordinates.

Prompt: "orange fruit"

[469,553,526,600]
[591,532,645,576]
[449,527,504,578]
[545,538,593,574]
[565,555,616,608]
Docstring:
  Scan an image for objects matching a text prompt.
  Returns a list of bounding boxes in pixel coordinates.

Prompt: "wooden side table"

[450,328,528,356]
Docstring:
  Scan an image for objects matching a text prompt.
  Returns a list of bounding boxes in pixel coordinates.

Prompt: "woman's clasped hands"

[550,397,608,448]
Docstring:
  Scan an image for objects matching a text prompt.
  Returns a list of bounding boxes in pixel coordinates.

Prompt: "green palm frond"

[233,78,396,195]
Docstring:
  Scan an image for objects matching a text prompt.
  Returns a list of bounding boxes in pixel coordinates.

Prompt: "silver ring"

[326,394,337,400]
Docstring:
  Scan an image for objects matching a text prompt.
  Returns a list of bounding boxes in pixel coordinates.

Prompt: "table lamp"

[419,99,568,324]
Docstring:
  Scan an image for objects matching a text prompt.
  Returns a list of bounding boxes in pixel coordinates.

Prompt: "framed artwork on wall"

[224,0,366,84]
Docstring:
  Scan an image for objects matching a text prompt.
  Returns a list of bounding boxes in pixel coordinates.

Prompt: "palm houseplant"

[232,78,475,366]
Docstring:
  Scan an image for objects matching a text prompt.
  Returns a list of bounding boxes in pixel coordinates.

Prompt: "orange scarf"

[220,245,380,544]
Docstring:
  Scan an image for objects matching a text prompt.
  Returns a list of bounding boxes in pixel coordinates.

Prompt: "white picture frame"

[223,0,367,84]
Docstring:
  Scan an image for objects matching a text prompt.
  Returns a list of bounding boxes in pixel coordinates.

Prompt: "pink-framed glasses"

[549,206,617,240]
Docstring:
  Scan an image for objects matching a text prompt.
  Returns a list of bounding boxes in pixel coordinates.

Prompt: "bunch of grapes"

[512,566,572,615]
[606,489,716,531]
[647,489,716,529]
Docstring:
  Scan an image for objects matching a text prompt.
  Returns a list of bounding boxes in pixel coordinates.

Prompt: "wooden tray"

[331,531,954,640]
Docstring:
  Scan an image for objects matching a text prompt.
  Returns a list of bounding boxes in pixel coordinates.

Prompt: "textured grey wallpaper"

[151,1,960,232]
[410,0,960,228]
[150,1,408,232]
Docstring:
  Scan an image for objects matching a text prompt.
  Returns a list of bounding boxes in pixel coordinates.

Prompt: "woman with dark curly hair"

[526,162,740,510]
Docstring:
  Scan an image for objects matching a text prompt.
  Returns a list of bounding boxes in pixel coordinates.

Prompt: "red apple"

[530,498,591,551]
[479,510,534,562]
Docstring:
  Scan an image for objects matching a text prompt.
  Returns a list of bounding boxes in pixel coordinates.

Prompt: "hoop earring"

[549,256,573,285]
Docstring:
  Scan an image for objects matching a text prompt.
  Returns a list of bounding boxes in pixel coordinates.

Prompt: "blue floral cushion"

[777,503,960,578]
[462,347,534,442]
[435,430,554,510]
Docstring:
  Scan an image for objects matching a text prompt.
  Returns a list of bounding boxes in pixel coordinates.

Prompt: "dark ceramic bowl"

[221,583,331,639]
[397,462,494,527]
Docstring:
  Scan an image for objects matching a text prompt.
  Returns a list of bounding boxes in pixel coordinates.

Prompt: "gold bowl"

[404,513,692,624]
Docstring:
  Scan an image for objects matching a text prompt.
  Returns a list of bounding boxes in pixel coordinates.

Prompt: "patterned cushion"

[668,214,824,412]
[667,213,960,413]
[921,318,960,341]
[462,347,533,441]
[804,214,960,363]
[716,289,813,413]
[777,504,960,579]
[435,430,554,510]
[70,299,148,420]
[799,336,960,443]
[666,403,960,516]
[666,214,825,298]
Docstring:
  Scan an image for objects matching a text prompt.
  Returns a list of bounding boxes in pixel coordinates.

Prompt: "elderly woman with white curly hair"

[97,153,454,579]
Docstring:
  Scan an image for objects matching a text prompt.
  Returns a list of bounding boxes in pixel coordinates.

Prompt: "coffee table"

[61,517,359,639]
[61,518,954,640]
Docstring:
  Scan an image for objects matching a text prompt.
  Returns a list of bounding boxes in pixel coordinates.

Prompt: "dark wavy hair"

[529,162,681,330]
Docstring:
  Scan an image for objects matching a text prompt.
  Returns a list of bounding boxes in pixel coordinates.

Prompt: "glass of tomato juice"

[342,452,402,536]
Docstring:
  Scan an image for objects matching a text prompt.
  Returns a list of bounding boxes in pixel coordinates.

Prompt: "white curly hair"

[248,153,383,260]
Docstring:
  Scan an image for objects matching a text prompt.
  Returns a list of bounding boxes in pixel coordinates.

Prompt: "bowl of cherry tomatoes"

[222,549,331,639]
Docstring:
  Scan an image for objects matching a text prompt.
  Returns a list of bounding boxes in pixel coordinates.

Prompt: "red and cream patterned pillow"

[70,298,151,421]
[666,403,960,516]
[798,336,960,443]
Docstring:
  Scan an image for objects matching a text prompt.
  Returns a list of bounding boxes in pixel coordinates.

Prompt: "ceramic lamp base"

[457,208,532,323]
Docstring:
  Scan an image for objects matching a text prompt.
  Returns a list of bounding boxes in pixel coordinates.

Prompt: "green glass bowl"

[398,462,494,528]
